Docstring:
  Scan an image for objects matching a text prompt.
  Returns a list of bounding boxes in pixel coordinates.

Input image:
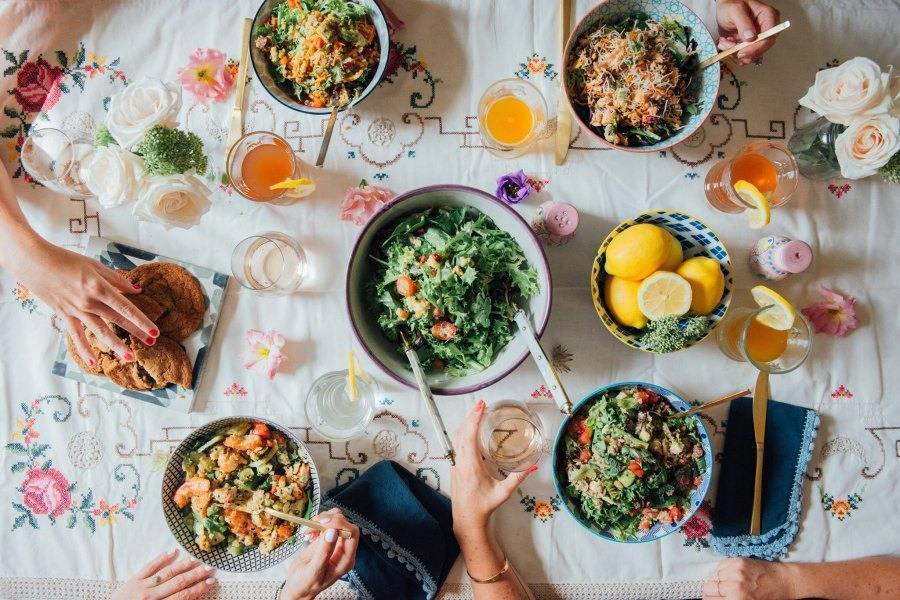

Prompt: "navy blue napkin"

[323,460,459,599]
[711,397,818,559]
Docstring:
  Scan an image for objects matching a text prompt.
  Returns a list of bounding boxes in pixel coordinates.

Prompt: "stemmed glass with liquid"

[230,232,308,294]
[20,127,93,198]
[478,400,545,472]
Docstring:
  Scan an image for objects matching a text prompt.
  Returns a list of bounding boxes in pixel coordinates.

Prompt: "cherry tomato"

[432,359,445,371]
[628,459,645,478]
[251,422,271,439]
[578,426,592,446]
[395,275,417,297]
[668,506,684,522]
[431,321,457,341]
[567,418,586,437]
[579,449,591,462]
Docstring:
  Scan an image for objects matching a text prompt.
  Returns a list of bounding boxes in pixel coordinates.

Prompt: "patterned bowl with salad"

[250,0,390,114]
[563,0,720,152]
[552,382,713,543]
[346,184,552,395]
[161,416,321,571]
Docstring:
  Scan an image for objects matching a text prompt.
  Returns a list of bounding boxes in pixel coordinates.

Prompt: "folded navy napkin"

[711,397,818,560]
[323,460,459,599]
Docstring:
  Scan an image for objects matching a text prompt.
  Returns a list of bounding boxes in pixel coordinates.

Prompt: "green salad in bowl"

[367,206,539,376]
[554,383,712,542]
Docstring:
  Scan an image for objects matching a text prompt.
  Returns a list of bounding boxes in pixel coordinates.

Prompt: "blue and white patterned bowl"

[590,210,733,353]
[563,0,720,152]
[161,416,321,572]
[552,382,714,543]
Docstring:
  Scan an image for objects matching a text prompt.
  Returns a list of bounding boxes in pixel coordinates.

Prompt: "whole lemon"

[604,224,672,280]
[661,233,684,271]
[604,275,648,329]
[676,256,725,315]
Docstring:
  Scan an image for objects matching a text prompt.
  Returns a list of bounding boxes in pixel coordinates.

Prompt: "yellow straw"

[347,349,358,402]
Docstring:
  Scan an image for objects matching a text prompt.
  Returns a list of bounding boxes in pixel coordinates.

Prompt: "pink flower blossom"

[801,287,859,337]
[177,48,235,104]
[21,467,72,517]
[243,329,287,380]
[339,181,393,226]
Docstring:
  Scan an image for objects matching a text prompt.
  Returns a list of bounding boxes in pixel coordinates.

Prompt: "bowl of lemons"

[590,211,733,353]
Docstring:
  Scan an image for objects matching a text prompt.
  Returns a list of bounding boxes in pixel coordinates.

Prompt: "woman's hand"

[715,0,781,65]
[4,237,158,364]
[112,549,217,600]
[450,400,537,533]
[280,508,360,600]
[703,558,793,600]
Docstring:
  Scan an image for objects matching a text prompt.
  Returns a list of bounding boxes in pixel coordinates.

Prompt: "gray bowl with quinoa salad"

[250,0,390,115]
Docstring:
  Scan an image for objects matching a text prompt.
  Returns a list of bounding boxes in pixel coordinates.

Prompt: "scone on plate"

[126,263,205,342]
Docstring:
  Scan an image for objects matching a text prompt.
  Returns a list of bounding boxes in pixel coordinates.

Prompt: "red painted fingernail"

[132,284,142,292]
[526,465,538,474]
[476,399,486,411]
[87,358,95,366]
[124,352,135,361]
[149,328,159,337]
[146,337,156,345]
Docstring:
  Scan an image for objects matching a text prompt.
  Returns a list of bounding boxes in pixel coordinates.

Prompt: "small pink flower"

[30,398,41,409]
[127,498,139,509]
[802,287,859,337]
[177,48,235,104]
[339,180,393,226]
[243,329,287,380]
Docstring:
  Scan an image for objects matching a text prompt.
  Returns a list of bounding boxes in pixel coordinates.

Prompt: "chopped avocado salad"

[367,206,539,376]
[562,386,706,540]
[173,421,313,555]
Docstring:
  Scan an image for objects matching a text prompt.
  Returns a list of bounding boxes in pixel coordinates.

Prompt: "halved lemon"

[751,285,796,330]
[270,177,317,198]
[637,271,693,320]
[734,180,771,229]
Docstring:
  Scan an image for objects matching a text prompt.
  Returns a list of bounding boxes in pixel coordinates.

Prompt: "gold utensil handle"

[750,443,764,535]
[554,0,572,165]
[227,18,253,151]
[315,106,339,167]
[699,21,791,69]
[670,388,751,419]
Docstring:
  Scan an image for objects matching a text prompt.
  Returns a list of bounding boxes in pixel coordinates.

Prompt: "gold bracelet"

[466,556,510,584]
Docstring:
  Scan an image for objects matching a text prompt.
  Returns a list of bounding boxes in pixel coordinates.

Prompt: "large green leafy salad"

[562,386,706,540]
[367,206,539,376]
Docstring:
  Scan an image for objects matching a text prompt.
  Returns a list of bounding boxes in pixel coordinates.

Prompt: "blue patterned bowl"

[161,416,321,572]
[563,0,720,152]
[552,382,714,543]
[590,210,733,353]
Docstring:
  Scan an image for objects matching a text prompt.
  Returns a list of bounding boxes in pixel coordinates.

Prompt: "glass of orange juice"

[478,79,549,158]
[227,131,307,202]
[716,305,811,373]
[704,141,799,214]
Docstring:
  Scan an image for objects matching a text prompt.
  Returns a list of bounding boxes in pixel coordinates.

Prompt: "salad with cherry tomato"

[562,386,705,540]
[367,206,539,376]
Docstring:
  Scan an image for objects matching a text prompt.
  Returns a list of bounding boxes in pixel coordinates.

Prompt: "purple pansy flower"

[495,170,532,204]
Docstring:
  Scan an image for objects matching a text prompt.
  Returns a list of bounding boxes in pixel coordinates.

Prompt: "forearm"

[454,521,534,600]
[781,557,900,599]
[0,161,45,269]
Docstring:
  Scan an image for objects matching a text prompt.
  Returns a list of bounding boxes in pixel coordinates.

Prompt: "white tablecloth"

[1,0,899,598]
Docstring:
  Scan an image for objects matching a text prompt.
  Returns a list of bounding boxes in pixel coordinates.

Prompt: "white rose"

[834,114,900,179]
[106,78,182,149]
[799,57,893,125]
[134,173,212,229]
[81,146,144,208]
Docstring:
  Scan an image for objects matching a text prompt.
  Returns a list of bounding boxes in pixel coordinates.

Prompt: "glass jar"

[787,116,845,180]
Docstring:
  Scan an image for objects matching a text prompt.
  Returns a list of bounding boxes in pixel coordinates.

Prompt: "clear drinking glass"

[20,127,93,198]
[704,141,799,214]
[478,78,551,158]
[230,232,308,294]
[716,305,812,374]
[227,131,306,203]
[305,370,377,440]
[478,400,545,472]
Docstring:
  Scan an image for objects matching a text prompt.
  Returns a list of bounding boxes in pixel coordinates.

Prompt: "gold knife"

[226,18,253,155]
[750,370,769,535]
[554,0,572,165]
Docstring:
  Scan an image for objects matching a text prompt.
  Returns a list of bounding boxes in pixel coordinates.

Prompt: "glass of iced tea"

[20,127,93,198]
[230,232,308,294]
[227,131,306,202]
[478,400,544,472]
[716,305,812,374]
[704,141,799,214]
[478,79,550,158]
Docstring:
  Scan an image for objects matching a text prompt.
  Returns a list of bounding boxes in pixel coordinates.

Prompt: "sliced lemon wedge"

[270,177,317,198]
[734,180,771,229]
[637,271,693,320]
[751,285,796,330]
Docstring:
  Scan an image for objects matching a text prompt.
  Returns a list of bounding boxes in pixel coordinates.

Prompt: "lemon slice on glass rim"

[269,177,317,198]
[751,285,796,330]
[637,271,693,320]
[733,180,771,229]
